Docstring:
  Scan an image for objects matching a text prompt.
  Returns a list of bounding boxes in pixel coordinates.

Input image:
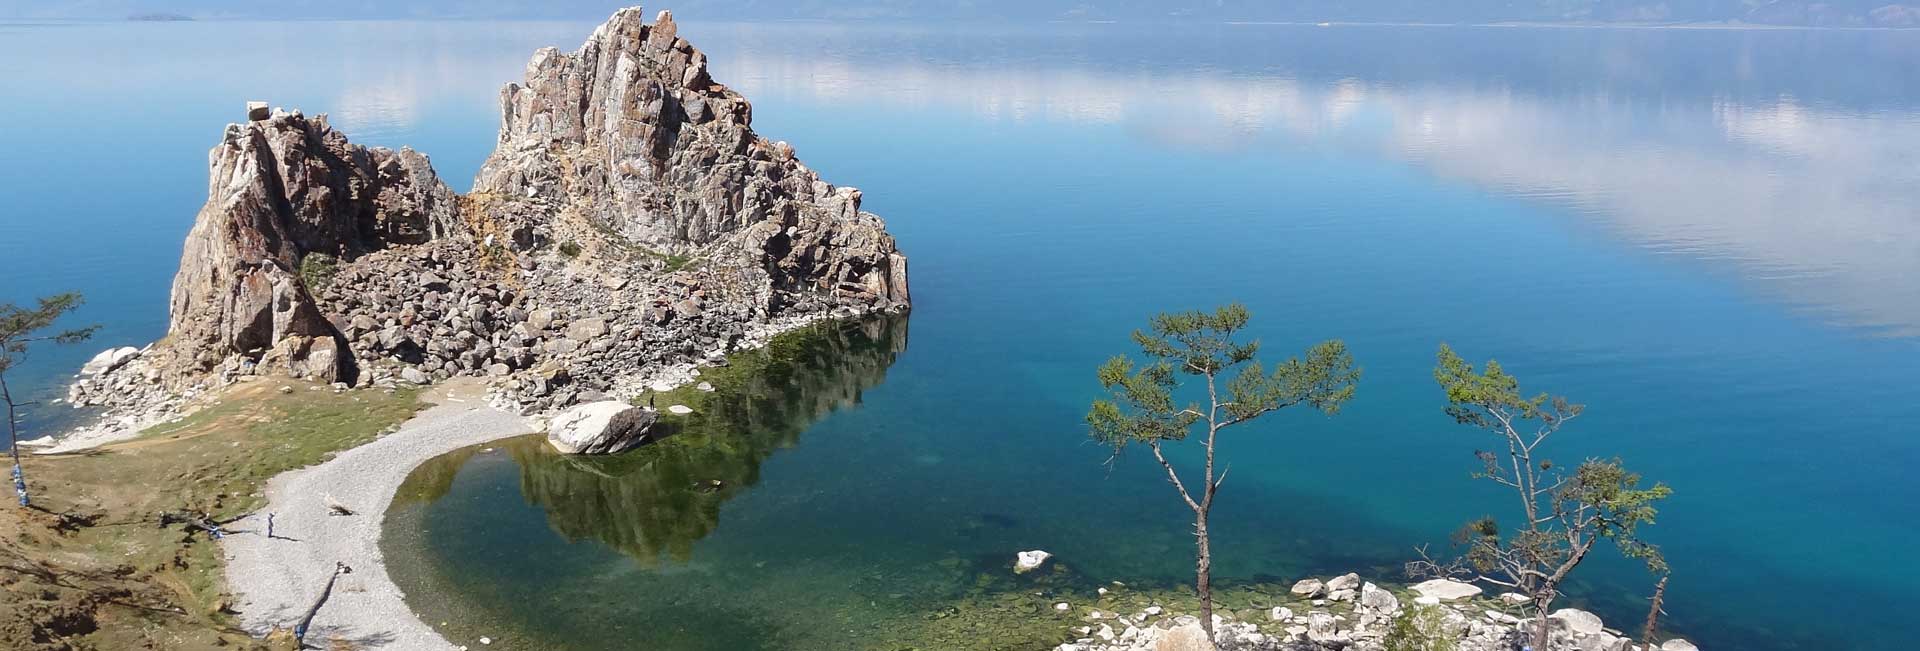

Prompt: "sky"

[5,1,1915,25]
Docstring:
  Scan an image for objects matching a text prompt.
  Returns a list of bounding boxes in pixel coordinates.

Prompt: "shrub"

[1384,603,1460,651]
[558,241,582,258]
[299,253,338,291]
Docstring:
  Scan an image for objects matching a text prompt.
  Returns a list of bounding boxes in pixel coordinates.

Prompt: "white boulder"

[546,401,658,454]
[1411,578,1484,601]
[1015,549,1053,574]
[1326,572,1362,592]
[81,347,140,376]
[1290,578,1326,597]
[1550,608,1606,636]
[1661,640,1700,651]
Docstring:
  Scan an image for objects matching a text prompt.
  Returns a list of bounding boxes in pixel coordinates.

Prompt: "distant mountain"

[6,0,1918,27]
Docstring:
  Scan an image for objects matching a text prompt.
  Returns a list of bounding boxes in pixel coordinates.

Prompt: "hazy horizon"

[7,0,1919,27]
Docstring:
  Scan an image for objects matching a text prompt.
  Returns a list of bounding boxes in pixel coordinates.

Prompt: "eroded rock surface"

[68,6,909,433]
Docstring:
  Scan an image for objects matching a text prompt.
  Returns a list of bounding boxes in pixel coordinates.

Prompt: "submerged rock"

[546,401,659,454]
[1015,549,1052,574]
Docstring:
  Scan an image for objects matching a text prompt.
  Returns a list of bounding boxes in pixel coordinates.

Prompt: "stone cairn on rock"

[68,6,909,434]
[1051,573,1700,651]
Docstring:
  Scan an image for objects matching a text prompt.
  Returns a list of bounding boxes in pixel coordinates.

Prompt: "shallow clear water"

[5,17,1920,651]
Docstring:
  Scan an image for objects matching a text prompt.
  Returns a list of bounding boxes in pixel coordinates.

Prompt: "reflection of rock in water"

[392,446,484,506]
[510,315,908,564]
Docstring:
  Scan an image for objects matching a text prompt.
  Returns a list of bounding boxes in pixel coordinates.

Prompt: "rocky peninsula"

[30,5,907,649]
[62,6,908,446]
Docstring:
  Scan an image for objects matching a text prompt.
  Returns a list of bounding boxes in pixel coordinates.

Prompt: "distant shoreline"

[1,16,1913,31]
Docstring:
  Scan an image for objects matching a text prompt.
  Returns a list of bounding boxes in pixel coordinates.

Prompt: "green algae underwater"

[381,315,1384,650]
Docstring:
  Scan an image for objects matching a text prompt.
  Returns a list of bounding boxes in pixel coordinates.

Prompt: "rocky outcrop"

[158,110,462,386]
[471,7,908,313]
[68,6,910,430]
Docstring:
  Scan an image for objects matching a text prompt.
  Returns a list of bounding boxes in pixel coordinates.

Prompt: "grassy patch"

[1,381,423,650]
[298,253,338,292]
[557,240,582,258]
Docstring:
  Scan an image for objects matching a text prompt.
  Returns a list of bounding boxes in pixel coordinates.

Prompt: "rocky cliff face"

[472,7,907,312]
[161,112,462,386]
[70,6,909,424]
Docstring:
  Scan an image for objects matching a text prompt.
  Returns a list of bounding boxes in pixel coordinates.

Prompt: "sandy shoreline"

[218,379,527,650]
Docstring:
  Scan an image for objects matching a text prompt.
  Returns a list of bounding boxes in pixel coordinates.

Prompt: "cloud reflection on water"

[705,23,1920,336]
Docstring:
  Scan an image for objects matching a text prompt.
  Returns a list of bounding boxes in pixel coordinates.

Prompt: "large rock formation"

[472,7,908,313]
[70,6,909,424]
[161,111,462,385]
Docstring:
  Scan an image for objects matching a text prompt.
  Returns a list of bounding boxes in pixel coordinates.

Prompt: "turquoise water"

[5,18,1919,650]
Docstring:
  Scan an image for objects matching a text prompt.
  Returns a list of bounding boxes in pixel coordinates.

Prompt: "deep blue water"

[4,17,1919,651]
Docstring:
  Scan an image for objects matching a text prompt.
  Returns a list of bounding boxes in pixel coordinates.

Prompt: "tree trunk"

[1195,509,1214,643]
[1641,575,1669,646]
[2,376,27,508]
[1532,592,1554,650]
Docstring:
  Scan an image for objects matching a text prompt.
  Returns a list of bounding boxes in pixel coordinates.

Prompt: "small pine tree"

[1,293,98,507]
[1087,304,1359,642]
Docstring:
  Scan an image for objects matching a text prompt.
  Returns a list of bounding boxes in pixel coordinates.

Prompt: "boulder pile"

[1054,573,1700,651]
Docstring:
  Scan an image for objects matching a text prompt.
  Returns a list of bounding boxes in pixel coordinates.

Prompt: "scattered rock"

[1290,578,1326,597]
[1153,623,1214,651]
[1661,640,1700,651]
[1325,573,1362,592]
[400,367,430,385]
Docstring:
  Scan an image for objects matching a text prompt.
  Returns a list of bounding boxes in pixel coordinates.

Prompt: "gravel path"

[220,380,528,649]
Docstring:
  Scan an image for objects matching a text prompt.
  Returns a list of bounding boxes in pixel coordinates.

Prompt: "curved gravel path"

[221,380,527,649]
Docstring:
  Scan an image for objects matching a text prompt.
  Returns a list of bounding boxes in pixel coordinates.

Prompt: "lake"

[4,16,1918,651]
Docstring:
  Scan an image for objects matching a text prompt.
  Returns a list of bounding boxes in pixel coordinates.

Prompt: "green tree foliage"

[1088,304,1358,642]
[1383,603,1460,651]
[1425,344,1671,648]
[1,293,98,507]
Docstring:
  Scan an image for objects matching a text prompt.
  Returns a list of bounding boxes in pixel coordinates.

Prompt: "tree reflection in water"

[433,314,906,564]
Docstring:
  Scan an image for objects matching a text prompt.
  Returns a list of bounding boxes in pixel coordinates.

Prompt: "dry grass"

[1,380,422,650]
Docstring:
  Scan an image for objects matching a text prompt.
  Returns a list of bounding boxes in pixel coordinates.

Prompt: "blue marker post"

[10,462,25,508]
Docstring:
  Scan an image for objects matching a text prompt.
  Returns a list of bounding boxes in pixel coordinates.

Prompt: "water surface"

[3,18,1917,651]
